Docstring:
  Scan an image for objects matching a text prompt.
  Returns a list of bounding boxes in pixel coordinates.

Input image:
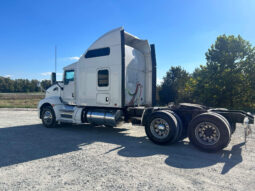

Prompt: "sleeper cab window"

[85,47,110,58]
[64,70,74,84]
[98,69,109,87]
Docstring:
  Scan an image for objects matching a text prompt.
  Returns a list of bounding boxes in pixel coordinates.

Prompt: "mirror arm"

[56,82,64,90]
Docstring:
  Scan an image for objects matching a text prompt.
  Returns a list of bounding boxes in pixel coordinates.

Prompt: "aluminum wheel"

[194,122,220,145]
[43,110,53,125]
[150,118,170,139]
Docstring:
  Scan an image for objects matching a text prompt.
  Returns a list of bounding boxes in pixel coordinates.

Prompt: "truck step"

[59,118,73,123]
[59,105,75,113]
[59,105,75,120]
[59,109,74,113]
[60,114,72,119]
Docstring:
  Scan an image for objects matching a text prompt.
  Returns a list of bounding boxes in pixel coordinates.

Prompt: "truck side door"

[96,68,110,105]
[63,70,75,104]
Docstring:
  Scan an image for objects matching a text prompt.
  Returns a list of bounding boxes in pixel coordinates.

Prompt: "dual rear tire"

[188,112,231,152]
[145,110,184,145]
[145,111,231,152]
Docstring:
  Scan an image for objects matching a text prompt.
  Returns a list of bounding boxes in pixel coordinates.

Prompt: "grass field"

[0,93,45,108]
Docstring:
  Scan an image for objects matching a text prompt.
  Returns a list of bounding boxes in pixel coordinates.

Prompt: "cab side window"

[85,47,110,58]
[98,69,109,87]
[64,70,74,85]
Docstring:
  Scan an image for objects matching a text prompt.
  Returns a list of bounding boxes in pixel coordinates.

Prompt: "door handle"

[106,97,109,102]
[72,93,74,97]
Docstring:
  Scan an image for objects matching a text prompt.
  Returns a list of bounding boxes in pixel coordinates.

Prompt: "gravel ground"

[0,109,254,191]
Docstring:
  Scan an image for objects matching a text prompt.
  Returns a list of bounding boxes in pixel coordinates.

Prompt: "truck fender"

[38,96,63,119]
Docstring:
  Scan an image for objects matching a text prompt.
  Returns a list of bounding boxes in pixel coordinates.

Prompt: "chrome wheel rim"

[150,118,170,139]
[43,110,53,125]
[195,122,220,145]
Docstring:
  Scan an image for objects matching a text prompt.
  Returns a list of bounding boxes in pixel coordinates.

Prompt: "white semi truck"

[38,27,254,152]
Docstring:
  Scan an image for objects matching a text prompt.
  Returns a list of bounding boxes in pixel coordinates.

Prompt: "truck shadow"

[0,124,244,174]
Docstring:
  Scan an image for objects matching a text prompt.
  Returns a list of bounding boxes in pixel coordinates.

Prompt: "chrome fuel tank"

[86,110,122,127]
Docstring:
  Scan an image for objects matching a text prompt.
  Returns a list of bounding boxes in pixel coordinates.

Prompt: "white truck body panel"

[125,45,145,106]
[44,27,154,110]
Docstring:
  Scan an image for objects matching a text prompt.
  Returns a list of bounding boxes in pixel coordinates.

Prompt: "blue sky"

[0,0,255,83]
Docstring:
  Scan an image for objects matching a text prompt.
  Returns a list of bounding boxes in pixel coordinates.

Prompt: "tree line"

[158,34,255,111]
[0,77,51,93]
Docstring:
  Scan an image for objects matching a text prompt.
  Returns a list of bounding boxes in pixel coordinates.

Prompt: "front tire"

[188,112,231,152]
[41,106,57,128]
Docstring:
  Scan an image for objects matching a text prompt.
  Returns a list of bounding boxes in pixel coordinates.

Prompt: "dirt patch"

[0,110,254,190]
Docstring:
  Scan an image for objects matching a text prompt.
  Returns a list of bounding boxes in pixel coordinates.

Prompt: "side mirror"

[51,72,56,85]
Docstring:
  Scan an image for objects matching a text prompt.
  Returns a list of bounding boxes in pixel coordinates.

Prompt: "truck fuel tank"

[86,109,123,127]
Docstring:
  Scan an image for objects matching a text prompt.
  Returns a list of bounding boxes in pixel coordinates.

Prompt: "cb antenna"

[55,45,57,73]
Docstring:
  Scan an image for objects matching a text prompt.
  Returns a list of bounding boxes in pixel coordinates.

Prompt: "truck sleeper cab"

[38,27,254,152]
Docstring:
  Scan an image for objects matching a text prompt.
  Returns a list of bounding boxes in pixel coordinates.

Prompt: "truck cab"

[39,27,156,125]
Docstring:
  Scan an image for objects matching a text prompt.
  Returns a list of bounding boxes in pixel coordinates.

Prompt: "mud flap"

[244,117,253,147]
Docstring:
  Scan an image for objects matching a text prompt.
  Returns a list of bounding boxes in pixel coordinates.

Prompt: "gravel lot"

[0,109,254,191]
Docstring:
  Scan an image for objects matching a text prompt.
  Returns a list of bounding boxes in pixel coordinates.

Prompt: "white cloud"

[41,72,62,76]
[4,74,12,78]
[157,78,163,85]
[41,72,52,76]
[68,56,80,61]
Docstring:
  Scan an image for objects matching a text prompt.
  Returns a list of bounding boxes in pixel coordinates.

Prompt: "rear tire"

[41,106,57,128]
[145,111,179,144]
[209,112,235,134]
[164,110,184,141]
[188,112,231,152]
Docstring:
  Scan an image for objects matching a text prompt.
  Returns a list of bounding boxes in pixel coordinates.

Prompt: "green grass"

[0,93,45,108]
